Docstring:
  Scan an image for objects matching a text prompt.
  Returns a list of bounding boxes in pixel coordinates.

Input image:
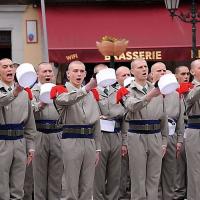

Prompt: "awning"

[43,4,200,63]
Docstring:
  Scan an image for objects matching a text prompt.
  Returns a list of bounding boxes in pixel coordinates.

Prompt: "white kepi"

[16,63,37,88]
[158,73,179,95]
[39,83,56,104]
[124,76,135,88]
[96,68,116,87]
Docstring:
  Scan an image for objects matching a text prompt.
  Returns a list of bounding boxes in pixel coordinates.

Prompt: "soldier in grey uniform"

[54,60,101,200]
[123,58,168,200]
[32,62,63,200]
[151,62,185,200]
[185,59,200,200]
[173,65,190,200]
[93,64,128,200]
[116,66,131,200]
[0,58,36,199]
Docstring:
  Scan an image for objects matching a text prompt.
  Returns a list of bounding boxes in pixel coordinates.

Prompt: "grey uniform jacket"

[124,81,168,146]
[31,83,59,121]
[54,82,102,150]
[185,79,200,116]
[164,92,185,143]
[97,85,128,146]
[0,81,36,151]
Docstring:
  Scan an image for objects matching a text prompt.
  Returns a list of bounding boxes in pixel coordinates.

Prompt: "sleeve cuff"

[28,149,35,152]
[81,86,88,95]
[141,95,150,105]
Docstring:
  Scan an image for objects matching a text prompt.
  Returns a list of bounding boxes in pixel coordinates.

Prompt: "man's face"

[67,63,86,88]
[131,60,148,81]
[116,68,131,86]
[191,61,200,81]
[176,66,190,83]
[0,59,15,85]
[37,64,54,84]
[151,64,166,82]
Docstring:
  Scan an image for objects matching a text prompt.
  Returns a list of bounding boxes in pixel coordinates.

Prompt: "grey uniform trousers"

[185,129,200,200]
[93,133,122,200]
[159,135,177,200]
[119,154,130,199]
[128,132,163,200]
[23,163,33,200]
[62,138,96,200]
[33,131,63,200]
[173,141,187,200]
[0,139,27,200]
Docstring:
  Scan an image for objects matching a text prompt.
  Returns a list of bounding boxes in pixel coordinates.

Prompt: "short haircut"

[36,62,51,72]
[0,58,12,66]
[93,63,108,73]
[68,60,85,71]
[131,58,147,69]
[175,65,189,74]
[191,59,200,70]
[116,66,130,76]
[151,62,166,73]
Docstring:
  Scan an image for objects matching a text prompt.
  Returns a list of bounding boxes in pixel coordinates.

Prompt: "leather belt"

[62,124,94,139]
[188,115,200,124]
[128,120,161,134]
[35,120,62,133]
[187,115,200,129]
[0,123,24,140]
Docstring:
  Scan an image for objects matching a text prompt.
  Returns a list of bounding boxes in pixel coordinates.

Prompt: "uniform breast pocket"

[99,98,108,106]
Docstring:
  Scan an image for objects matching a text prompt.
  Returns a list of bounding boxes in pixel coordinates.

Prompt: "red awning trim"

[42,5,200,63]
[49,47,200,63]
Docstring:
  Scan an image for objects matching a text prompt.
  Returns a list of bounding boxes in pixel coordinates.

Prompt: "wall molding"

[0,5,27,12]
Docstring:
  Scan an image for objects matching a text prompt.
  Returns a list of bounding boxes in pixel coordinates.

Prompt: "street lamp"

[164,0,200,59]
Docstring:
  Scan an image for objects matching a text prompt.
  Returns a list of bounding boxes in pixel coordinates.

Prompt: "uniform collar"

[98,84,117,96]
[0,80,14,92]
[130,81,153,94]
[192,79,200,85]
[65,82,83,91]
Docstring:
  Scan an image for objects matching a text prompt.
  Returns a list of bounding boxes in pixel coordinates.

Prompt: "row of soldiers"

[0,57,199,200]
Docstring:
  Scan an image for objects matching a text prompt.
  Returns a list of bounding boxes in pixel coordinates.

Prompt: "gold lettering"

[132,52,139,59]
[156,51,162,60]
[103,50,163,61]
[126,51,132,60]
[105,56,110,61]
[138,51,145,59]
[66,55,73,60]
[118,53,126,60]
[66,53,78,61]
[198,50,200,58]
[145,51,152,60]
[114,55,119,60]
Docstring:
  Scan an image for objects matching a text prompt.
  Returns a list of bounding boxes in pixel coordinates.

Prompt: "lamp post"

[164,0,200,59]
[41,0,49,62]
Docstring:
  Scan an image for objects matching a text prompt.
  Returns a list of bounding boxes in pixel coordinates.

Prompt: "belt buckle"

[16,130,22,136]
[46,123,51,129]
[7,129,12,136]
[144,124,149,131]
[81,128,84,134]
